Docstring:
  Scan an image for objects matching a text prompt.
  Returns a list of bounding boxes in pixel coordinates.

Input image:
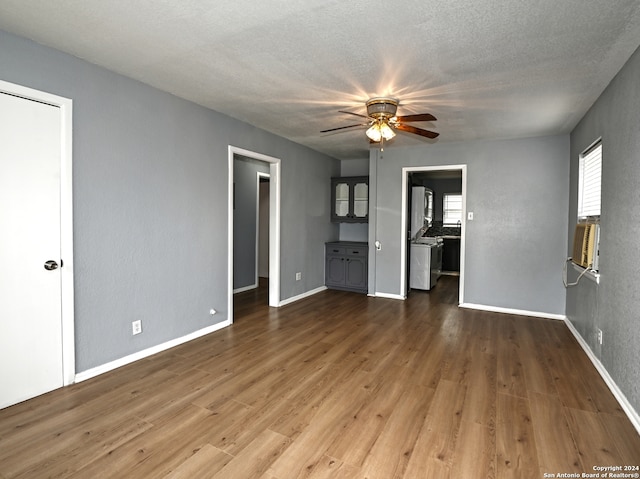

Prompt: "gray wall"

[0,29,339,373]
[369,135,570,315]
[279,150,340,300]
[233,156,269,290]
[567,45,640,412]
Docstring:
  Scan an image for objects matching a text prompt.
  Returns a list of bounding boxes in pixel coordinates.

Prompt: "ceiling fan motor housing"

[366,97,398,120]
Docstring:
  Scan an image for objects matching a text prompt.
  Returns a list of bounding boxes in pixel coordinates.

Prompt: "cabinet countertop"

[426,235,461,240]
[326,241,368,246]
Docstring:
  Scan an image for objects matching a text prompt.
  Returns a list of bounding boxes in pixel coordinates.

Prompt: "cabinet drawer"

[327,246,346,255]
[346,248,366,257]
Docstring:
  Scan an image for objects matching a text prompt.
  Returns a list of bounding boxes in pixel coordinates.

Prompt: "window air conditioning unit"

[572,223,600,271]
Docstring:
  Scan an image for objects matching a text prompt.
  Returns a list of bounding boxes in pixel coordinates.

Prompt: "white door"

[0,91,64,409]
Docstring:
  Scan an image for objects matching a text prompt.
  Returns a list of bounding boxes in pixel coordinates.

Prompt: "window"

[578,140,602,219]
[568,139,602,283]
[443,193,462,225]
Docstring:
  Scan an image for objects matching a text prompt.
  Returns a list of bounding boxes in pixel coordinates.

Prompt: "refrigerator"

[410,186,433,239]
[410,186,441,290]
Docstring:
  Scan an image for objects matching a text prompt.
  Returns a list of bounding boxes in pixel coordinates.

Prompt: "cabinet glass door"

[353,182,368,218]
[335,182,350,218]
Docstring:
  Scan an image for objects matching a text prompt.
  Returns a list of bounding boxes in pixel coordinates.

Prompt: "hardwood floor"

[1,277,638,478]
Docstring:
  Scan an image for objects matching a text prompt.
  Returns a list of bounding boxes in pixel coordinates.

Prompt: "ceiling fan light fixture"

[366,123,382,142]
[379,121,396,140]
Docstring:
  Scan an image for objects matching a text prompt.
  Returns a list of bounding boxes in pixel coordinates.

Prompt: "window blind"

[578,142,602,218]
[443,193,463,225]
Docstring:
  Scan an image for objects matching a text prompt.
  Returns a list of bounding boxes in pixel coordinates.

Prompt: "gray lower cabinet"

[325,241,368,293]
[442,237,461,272]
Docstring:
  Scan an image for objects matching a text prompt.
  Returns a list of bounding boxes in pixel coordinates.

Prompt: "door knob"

[44,260,59,271]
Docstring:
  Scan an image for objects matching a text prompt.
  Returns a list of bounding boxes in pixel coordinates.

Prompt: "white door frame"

[400,164,467,305]
[228,146,281,319]
[0,79,75,385]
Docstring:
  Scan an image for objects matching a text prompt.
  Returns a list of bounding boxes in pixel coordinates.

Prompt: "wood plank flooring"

[1,276,638,478]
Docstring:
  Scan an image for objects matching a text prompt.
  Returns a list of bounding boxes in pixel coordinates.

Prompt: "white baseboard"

[74,319,232,383]
[279,285,327,306]
[563,319,640,435]
[375,292,406,300]
[233,283,257,294]
[459,302,566,321]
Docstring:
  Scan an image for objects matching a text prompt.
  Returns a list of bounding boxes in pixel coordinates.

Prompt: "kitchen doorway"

[401,165,466,304]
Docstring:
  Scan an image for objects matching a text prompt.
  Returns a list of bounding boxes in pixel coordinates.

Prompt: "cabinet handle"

[333,249,340,253]
[352,251,359,254]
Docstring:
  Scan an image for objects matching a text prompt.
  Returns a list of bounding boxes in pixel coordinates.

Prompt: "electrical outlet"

[296,272,301,281]
[597,328,603,345]
[132,320,142,335]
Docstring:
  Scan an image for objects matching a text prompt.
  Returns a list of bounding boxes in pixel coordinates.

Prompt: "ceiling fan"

[321,97,439,144]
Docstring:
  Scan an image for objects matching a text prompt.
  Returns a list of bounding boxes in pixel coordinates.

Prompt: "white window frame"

[570,139,602,284]
[443,192,463,226]
[577,140,602,220]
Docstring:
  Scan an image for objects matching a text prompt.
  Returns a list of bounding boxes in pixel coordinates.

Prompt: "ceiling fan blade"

[394,123,440,139]
[339,110,371,120]
[320,123,366,133]
[395,113,437,122]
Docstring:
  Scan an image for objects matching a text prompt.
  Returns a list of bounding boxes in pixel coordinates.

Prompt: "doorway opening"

[232,157,269,295]
[257,173,270,286]
[228,146,281,322]
[401,165,466,304]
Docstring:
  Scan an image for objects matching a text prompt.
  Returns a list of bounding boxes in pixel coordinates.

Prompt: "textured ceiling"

[1,0,639,160]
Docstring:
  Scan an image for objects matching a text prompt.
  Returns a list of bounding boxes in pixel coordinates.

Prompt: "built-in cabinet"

[325,241,368,293]
[331,176,369,223]
[442,237,461,272]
